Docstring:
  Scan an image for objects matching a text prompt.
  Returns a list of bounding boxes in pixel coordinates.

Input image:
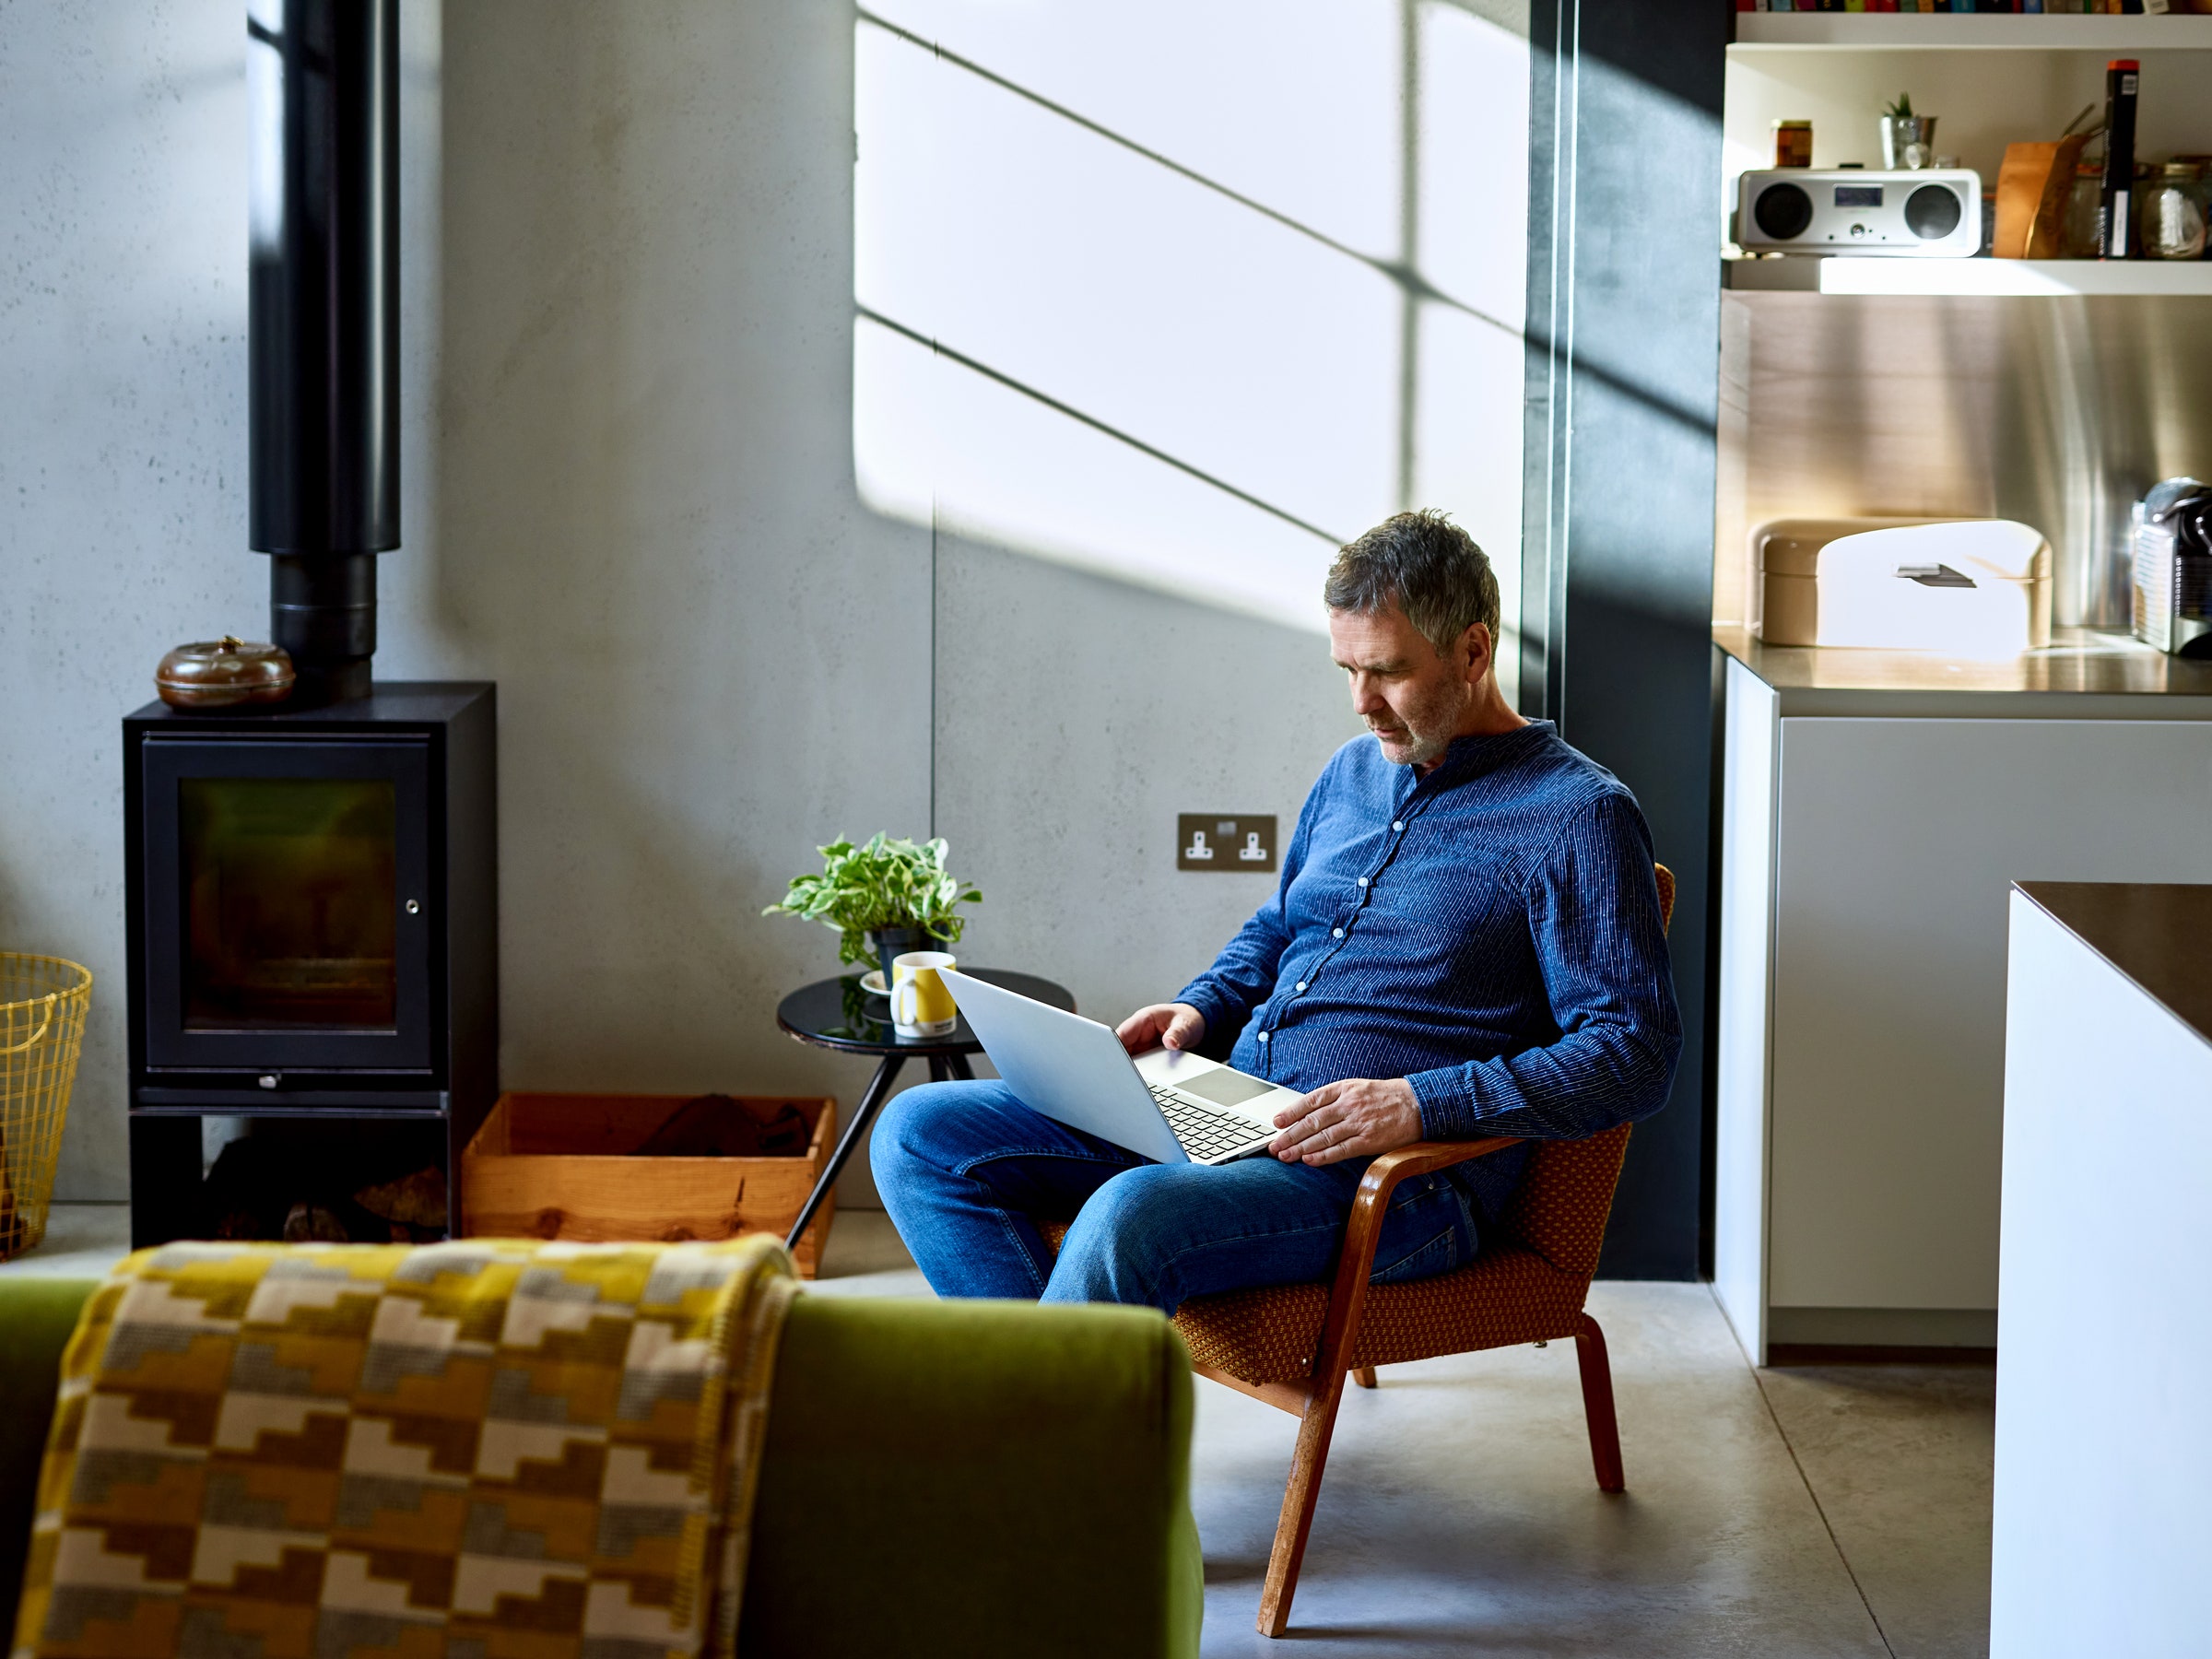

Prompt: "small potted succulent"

[1880,91,1936,171]
[764,833,982,988]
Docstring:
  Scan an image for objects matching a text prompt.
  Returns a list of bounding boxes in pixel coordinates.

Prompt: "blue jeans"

[869,1079,1483,1314]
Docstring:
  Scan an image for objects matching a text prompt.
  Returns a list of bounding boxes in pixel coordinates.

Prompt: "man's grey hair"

[1323,509,1500,654]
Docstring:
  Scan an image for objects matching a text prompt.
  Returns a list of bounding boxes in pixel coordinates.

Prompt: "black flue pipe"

[248,0,398,705]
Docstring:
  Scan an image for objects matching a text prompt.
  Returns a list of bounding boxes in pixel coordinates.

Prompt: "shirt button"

[1357,876,1369,888]
[1296,982,1307,992]
[1256,1031,1269,1043]
[1393,820,1404,832]
[1332,927,1344,938]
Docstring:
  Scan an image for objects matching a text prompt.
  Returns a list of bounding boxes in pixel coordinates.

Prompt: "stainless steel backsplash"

[1715,292,2212,631]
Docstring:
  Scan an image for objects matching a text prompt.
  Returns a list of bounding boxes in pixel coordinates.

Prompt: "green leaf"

[763,832,982,963]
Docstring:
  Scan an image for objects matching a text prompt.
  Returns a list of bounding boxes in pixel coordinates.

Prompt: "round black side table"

[774,969,1075,1251]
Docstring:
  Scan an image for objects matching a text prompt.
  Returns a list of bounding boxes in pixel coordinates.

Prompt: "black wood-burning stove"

[124,1,496,1246]
[124,688,496,1244]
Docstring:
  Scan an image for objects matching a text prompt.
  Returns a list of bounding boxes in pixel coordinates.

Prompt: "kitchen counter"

[2011,882,2212,1050]
[1993,882,2212,1657]
[1713,624,2212,717]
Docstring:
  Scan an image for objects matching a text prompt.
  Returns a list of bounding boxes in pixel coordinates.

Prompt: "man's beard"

[1367,716,1453,769]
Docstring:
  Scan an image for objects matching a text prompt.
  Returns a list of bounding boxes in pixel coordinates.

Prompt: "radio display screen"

[1834,185,1885,208]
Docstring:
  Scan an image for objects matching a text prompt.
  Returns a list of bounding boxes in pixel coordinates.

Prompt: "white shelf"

[1726,255,2212,295]
[1734,14,2212,50]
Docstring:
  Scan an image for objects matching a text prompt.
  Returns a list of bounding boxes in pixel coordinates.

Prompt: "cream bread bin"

[1756,517,2053,655]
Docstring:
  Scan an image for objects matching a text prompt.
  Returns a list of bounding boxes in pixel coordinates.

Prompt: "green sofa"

[0,1279,1202,1659]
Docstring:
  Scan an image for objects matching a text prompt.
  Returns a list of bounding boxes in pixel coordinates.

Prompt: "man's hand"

[1269,1077,1423,1166]
[1117,1002,1206,1056]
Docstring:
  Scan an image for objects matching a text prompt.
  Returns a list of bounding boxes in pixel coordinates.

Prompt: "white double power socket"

[1177,814,1277,873]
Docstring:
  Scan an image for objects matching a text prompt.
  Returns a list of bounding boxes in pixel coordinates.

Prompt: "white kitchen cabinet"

[1713,645,2212,1361]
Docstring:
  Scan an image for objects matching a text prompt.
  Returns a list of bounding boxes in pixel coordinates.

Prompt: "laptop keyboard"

[1149,1086,1270,1161]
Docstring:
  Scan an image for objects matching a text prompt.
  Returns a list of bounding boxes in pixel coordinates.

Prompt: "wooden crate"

[460,1092,838,1277]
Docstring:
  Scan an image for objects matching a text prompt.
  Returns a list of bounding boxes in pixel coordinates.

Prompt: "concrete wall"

[2,0,1524,1214]
[0,0,456,1199]
[934,533,1357,1037]
[1,0,932,1202]
[429,3,932,1129]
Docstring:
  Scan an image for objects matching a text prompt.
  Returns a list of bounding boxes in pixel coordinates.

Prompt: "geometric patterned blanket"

[10,1234,797,1659]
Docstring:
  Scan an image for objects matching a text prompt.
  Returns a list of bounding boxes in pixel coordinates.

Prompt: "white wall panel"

[1714,658,1778,1361]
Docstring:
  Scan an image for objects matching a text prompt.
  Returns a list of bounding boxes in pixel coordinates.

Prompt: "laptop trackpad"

[1177,1069,1278,1109]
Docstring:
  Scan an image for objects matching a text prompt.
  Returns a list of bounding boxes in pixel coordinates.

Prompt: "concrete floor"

[11,1206,1994,1656]
[0,1201,135,1279]
[811,1212,1993,1659]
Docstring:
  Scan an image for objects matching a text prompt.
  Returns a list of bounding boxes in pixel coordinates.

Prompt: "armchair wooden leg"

[1353,1366,1377,1389]
[1572,1312,1626,1493]
[1255,1363,1354,1638]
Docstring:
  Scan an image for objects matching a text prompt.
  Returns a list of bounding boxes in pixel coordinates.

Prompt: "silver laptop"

[941,968,1300,1165]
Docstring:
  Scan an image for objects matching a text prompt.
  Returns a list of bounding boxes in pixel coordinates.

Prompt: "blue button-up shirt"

[1174,721,1681,1221]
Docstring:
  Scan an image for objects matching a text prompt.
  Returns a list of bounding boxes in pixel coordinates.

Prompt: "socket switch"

[1178,814,1277,873]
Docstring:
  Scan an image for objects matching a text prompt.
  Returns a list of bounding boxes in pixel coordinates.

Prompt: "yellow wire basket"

[0,955,93,1262]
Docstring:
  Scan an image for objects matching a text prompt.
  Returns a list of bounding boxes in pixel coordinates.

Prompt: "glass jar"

[2062,162,2104,259]
[2143,161,2207,261]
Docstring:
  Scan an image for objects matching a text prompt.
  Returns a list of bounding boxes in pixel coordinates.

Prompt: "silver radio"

[1735,169,1982,257]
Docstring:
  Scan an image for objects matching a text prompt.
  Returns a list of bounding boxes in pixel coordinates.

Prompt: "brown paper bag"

[1995,135,2088,259]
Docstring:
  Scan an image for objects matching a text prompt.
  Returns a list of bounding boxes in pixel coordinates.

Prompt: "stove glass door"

[141,736,433,1074]
[181,777,399,1030]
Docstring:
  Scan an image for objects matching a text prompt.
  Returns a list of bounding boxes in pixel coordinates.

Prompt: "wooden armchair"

[1047,863,1672,1637]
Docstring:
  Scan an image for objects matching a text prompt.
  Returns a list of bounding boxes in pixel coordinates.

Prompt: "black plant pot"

[868,925,929,990]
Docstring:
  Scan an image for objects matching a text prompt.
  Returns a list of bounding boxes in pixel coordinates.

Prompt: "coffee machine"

[2131,478,2212,657]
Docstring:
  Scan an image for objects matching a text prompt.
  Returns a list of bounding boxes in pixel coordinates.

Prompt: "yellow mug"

[890,951,959,1039]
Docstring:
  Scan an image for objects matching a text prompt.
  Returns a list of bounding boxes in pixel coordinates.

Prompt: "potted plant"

[764,833,982,988]
[1880,92,1936,171]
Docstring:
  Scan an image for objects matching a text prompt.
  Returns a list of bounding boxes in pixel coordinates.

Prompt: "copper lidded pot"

[155,636,297,711]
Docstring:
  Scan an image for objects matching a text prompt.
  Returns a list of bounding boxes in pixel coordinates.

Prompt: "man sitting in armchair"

[873,510,1681,1313]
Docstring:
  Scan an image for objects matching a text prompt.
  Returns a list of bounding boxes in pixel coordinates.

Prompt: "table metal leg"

[784,1054,904,1253]
[928,1051,975,1083]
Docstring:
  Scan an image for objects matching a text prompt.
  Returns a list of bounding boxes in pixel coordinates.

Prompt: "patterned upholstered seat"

[1174,1125,1626,1383]
[1039,1125,1626,1385]
[1040,863,1669,1639]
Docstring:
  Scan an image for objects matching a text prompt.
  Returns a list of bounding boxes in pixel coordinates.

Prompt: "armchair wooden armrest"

[1235,1135,1522,1634]
[1316,1136,1522,1394]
